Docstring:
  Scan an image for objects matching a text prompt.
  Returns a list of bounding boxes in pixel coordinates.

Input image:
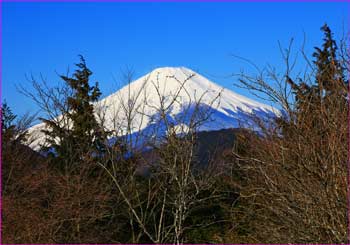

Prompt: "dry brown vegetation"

[226,24,349,243]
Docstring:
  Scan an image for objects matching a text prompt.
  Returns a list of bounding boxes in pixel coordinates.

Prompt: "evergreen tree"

[1,101,17,140]
[1,101,29,145]
[41,56,105,168]
[313,24,345,96]
[286,24,347,122]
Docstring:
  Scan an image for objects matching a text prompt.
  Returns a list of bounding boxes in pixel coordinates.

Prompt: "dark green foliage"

[2,101,17,132]
[1,101,30,150]
[313,24,345,93]
[62,55,102,151]
[40,56,106,168]
[184,203,226,243]
[282,24,348,138]
[287,24,347,115]
[2,102,18,144]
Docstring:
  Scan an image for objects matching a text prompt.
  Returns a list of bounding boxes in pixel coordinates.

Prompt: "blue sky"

[3,2,349,116]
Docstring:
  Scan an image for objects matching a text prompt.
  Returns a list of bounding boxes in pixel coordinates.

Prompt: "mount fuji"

[27,67,279,150]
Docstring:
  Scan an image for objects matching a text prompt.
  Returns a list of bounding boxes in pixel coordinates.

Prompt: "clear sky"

[3,2,349,117]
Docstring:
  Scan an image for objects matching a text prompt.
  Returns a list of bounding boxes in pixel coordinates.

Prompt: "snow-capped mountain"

[27,67,278,150]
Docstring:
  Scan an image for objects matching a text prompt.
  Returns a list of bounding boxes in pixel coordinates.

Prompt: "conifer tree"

[312,24,347,114]
[1,101,29,146]
[313,24,345,95]
[41,56,105,167]
[1,101,17,143]
[286,24,347,124]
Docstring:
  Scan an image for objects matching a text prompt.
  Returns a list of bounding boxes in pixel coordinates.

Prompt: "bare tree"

[98,70,224,244]
[14,63,230,243]
[228,25,348,243]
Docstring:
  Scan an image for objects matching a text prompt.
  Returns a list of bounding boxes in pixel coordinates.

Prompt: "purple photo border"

[0,1,349,245]
[347,0,350,242]
[1,0,3,244]
[1,0,350,2]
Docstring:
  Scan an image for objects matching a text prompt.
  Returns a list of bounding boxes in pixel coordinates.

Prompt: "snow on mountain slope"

[27,67,279,150]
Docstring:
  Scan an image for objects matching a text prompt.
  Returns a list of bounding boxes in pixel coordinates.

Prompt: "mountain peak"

[145,66,197,84]
[27,67,279,150]
[151,66,194,74]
